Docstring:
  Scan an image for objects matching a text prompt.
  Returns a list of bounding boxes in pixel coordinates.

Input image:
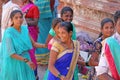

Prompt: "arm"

[29,34,46,48]
[46,28,55,45]
[97,73,114,80]
[88,52,99,66]
[46,34,53,45]
[26,18,39,26]
[95,52,114,80]
[77,55,90,66]
[11,54,36,70]
[48,50,65,79]
[25,5,39,26]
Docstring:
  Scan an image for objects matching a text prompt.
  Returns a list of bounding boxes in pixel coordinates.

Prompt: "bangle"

[85,62,89,66]
[24,58,29,63]
[57,73,61,78]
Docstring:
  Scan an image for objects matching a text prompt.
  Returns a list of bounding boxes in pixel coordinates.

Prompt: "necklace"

[61,40,74,49]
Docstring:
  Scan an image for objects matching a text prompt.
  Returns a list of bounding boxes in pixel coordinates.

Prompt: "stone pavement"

[38,65,47,80]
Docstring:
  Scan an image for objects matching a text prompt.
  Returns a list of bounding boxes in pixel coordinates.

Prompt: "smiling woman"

[47,22,80,80]
[0,10,46,80]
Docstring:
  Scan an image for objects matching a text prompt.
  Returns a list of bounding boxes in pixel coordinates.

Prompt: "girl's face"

[12,12,23,27]
[54,23,60,37]
[101,22,114,38]
[59,27,72,43]
[61,11,73,22]
[115,18,120,34]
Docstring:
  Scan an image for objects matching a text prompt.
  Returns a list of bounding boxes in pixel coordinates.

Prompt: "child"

[48,18,62,50]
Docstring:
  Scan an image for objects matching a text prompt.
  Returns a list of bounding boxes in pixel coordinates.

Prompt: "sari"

[21,2,39,77]
[47,40,79,80]
[34,0,53,65]
[21,2,39,66]
[104,34,120,80]
[0,25,35,80]
[1,1,27,39]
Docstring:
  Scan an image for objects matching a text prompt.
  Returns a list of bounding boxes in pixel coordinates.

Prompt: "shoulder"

[51,41,64,52]
[73,40,79,45]
[3,27,13,38]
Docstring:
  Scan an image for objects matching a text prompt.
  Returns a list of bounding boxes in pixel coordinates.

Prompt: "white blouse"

[95,32,120,76]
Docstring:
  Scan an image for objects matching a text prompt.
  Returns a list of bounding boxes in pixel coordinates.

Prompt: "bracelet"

[57,73,61,78]
[85,62,89,66]
[23,58,29,63]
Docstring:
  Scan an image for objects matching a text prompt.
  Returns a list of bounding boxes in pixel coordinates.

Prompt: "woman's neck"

[66,39,72,48]
[13,25,21,32]
[101,35,107,40]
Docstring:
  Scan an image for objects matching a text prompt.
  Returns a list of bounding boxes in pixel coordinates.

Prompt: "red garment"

[22,3,39,66]
[25,4,39,19]
[50,0,55,11]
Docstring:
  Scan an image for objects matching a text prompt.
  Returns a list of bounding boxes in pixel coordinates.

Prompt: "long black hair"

[60,6,73,17]
[59,22,73,33]
[98,18,114,38]
[10,10,23,20]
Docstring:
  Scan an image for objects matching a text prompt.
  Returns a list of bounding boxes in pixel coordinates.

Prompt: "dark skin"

[46,10,73,46]
[21,0,39,27]
[97,73,114,80]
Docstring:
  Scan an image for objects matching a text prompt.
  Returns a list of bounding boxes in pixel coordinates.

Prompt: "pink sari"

[21,3,39,66]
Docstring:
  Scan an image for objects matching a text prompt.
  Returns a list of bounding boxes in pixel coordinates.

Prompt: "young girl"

[79,18,114,80]
[48,22,79,80]
[45,7,79,80]
[46,6,76,45]
[89,18,114,66]
[0,10,46,80]
[48,18,62,50]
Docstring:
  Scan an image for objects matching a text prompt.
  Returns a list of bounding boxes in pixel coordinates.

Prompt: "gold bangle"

[23,58,29,63]
[57,73,61,78]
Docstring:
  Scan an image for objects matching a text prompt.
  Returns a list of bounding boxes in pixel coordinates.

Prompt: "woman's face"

[61,11,73,22]
[59,27,71,43]
[101,22,114,38]
[115,18,120,34]
[54,23,60,37]
[12,12,23,27]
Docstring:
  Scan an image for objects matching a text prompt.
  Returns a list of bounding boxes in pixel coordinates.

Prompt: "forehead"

[13,12,22,17]
[62,11,73,15]
[59,27,67,32]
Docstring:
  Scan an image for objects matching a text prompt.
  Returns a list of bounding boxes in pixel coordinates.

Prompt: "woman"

[89,18,114,66]
[96,10,120,80]
[21,0,39,79]
[47,22,79,80]
[45,6,78,80]
[84,18,114,80]
[34,0,53,65]
[43,18,62,80]
[46,6,76,45]
[0,10,46,80]
[48,18,62,50]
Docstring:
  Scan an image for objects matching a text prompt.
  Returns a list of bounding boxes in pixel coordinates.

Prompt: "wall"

[58,0,120,39]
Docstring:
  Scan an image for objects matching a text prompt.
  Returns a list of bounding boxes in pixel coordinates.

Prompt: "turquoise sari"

[0,25,35,80]
[34,0,53,64]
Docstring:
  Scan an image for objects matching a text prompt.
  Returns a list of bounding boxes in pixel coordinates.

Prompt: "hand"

[42,44,47,48]
[60,75,65,80]
[79,56,84,61]
[27,61,36,70]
